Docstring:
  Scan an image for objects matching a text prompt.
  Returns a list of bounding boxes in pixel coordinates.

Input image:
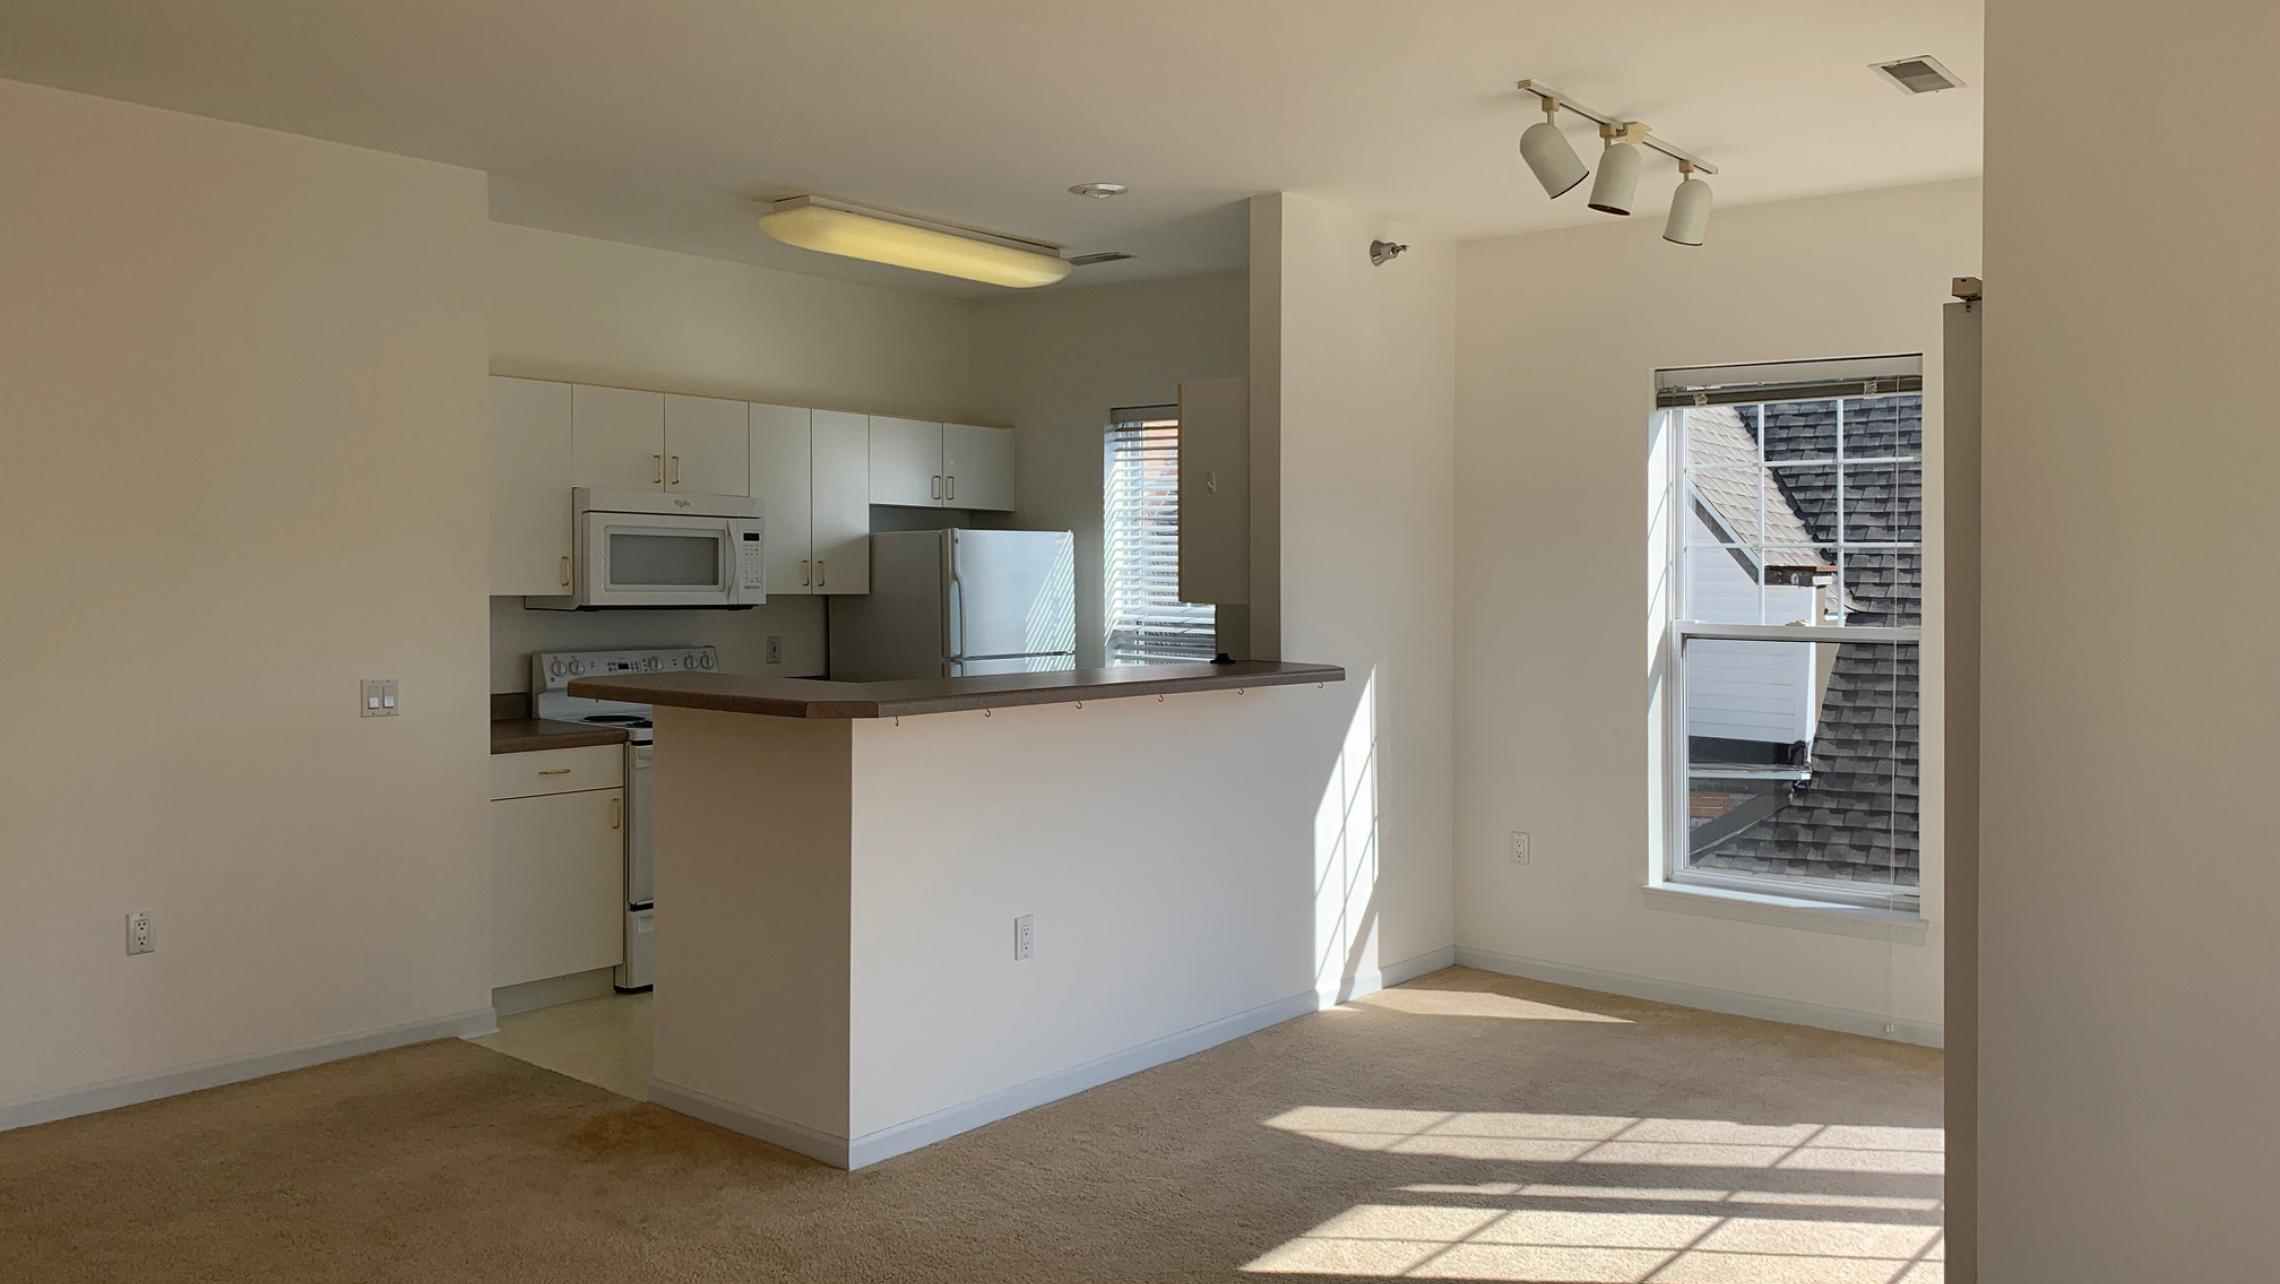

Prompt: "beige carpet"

[0,968,1943,1283]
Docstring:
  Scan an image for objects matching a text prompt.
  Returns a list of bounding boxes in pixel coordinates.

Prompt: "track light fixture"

[1587,122,1647,216]
[1518,96,1590,198]
[1516,79,1720,246]
[1664,162,1712,247]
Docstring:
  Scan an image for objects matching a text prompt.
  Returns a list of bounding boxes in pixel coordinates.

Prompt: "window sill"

[1641,881,1929,944]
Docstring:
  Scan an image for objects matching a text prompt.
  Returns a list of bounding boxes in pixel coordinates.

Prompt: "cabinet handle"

[800,558,811,588]
[931,474,942,500]
[670,455,682,486]
[652,454,663,484]
[817,559,827,588]
[610,797,622,831]
[559,555,571,587]
[538,767,572,776]
[946,475,955,501]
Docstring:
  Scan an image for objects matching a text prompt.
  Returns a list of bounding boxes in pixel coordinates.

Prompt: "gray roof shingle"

[1691,395,1922,889]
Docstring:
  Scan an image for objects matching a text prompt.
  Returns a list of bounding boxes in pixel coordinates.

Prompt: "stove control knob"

[683,652,699,669]
[699,653,715,670]
[568,659,584,676]
[548,660,565,678]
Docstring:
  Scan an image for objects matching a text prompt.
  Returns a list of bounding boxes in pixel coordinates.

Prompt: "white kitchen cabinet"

[572,385,667,491]
[489,377,574,597]
[1177,377,1250,605]
[749,403,815,593]
[750,406,871,596]
[810,410,871,594]
[489,745,626,991]
[664,394,750,496]
[869,417,1016,512]
[869,416,945,507]
[942,423,1015,512]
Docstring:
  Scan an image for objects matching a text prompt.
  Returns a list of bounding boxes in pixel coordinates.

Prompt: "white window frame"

[1662,380,1925,911]
[1103,405,1215,665]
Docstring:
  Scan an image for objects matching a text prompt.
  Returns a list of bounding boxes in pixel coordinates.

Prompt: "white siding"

[1684,508,1815,747]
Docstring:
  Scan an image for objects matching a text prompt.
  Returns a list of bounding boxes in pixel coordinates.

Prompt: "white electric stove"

[530,646,717,991]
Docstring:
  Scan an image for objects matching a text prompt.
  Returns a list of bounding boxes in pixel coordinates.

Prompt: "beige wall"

[968,270,1249,668]
[490,222,971,419]
[0,81,492,1112]
[1254,192,1459,979]
[1452,180,1981,1035]
[1978,4,2279,1278]
[486,223,979,687]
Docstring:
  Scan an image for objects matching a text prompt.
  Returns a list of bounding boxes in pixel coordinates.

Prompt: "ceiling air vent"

[1871,55,1965,95]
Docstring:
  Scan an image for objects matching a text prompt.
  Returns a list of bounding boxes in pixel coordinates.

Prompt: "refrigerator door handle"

[944,531,963,663]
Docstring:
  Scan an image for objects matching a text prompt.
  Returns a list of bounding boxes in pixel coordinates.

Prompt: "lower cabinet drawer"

[488,744,624,801]
[490,788,625,989]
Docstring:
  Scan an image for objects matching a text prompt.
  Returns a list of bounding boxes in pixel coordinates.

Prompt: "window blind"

[1104,406,1215,664]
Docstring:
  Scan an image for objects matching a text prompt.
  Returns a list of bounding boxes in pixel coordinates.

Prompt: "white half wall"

[485,222,979,687]
[1978,4,2279,1279]
[968,270,1249,668]
[1452,180,1981,1035]
[0,80,492,1113]
[1251,192,1459,985]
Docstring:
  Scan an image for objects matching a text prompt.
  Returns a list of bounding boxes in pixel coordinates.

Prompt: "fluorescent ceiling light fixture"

[758,196,1071,288]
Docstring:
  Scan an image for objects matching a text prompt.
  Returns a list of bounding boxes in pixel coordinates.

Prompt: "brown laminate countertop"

[565,660,1345,720]
[489,717,632,755]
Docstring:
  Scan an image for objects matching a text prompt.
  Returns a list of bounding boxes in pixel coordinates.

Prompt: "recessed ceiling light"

[1068,182,1129,199]
[1871,55,1965,95]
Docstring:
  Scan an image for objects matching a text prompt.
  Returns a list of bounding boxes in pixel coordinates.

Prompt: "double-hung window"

[1104,405,1215,664]
[1659,356,1925,908]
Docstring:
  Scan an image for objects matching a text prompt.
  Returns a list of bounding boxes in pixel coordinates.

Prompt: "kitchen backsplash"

[487,595,826,693]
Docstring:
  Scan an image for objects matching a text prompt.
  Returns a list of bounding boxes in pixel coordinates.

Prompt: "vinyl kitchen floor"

[472,990,651,1100]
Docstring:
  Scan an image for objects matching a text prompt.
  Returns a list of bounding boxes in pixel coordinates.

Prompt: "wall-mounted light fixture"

[1516,79,1718,246]
[758,195,1072,287]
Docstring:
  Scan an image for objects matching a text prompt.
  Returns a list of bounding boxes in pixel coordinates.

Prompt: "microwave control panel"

[736,524,766,592]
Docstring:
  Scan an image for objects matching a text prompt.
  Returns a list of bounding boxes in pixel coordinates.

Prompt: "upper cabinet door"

[869,416,944,507]
[1177,378,1250,605]
[664,394,750,496]
[571,385,666,491]
[749,403,813,595]
[942,423,1016,512]
[489,377,574,597]
[810,410,871,594]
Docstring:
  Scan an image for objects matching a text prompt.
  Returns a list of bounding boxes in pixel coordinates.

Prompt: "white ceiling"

[0,1,1982,296]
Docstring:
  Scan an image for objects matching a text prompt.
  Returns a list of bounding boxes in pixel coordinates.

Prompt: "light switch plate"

[361,678,400,717]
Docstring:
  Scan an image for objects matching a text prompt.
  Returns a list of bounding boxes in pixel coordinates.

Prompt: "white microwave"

[527,488,766,610]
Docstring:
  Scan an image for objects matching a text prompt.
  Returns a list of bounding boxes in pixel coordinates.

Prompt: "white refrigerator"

[829,529,1077,679]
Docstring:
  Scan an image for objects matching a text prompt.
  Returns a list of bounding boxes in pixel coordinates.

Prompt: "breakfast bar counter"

[566,659,1343,720]
[564,660,1352,1169]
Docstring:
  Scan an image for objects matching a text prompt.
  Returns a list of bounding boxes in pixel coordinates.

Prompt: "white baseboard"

[1321,943,1459,1005]
[1454,946,1943,1048]
[492,967,616,1017]
[0,1005,500,1133]
[647,1080,850,1167]
[656,945,1461,1171]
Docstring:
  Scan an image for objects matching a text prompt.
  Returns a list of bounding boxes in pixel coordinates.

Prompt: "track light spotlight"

[1587,125,1645,216]
[1663,162,1712,246]
[1517,97,1589,198]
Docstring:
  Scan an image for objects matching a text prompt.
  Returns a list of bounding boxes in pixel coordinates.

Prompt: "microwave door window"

[607,530,723,589]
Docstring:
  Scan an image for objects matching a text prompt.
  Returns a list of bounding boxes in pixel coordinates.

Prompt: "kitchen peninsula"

[568,660,1346,1168]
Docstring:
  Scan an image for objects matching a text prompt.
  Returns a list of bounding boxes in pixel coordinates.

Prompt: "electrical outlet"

[1014,913,1035,961]
[125,909,155,955]
[1510,831,1531,865]
[360,678,399,717]
[765,635,783,665]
